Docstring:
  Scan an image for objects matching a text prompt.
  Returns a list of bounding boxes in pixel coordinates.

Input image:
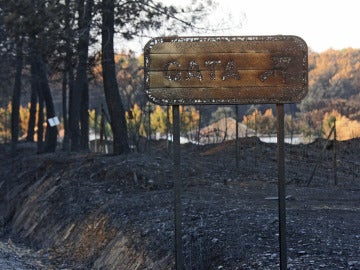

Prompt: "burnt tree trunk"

[37,76,45,153]
[27,42,39,142]
[79,0,93,151]
[37,57,57,153]
[69,0,93,151]
[62,70,69,149]
[80,80,89,150]
[101,0,129,154]
[10,37,23,154]
[26,78,37,142]
[62,0,75,151]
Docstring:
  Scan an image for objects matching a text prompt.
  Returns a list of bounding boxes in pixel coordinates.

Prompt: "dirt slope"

[0,139,359,269]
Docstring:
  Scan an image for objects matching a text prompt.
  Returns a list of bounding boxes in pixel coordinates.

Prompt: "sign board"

[144,35,308,105]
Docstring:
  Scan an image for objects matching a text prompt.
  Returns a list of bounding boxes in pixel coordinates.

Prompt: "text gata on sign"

[144,36,308,105]
[163,57,295,83]
[164,59,242,81]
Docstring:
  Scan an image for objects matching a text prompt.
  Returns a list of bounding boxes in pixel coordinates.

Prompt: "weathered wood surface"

[144,36,308,105]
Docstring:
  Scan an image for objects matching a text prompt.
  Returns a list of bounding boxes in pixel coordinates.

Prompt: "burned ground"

[0,138,359,269]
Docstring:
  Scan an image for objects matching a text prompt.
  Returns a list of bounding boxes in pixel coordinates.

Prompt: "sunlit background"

[125,0,360,53]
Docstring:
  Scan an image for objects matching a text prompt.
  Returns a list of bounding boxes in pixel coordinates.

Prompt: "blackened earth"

[0,138,359,269]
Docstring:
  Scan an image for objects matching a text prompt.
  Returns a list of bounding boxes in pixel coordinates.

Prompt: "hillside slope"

[0,139,359,269]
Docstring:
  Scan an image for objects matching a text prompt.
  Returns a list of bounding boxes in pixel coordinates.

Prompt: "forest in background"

[0,0,211,154]
[1,0,360,154]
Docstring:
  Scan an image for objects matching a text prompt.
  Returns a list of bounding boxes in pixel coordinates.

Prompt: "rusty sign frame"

[144,35,308,105]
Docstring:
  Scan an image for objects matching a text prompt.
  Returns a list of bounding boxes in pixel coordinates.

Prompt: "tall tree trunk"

[31,53,57,153]
[37,56,57,153]
[80,81,89,149]
[62,0,74,151]
[11,37,23,154]
[37,79,44,153]
[101,0,129,155]
[63,45,75,151]
[62,71,69,149]
[26,81,37,142]
[27,44,39,142]
[69,0,93,151]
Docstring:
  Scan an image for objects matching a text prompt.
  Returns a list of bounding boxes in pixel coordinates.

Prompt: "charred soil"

[0,138,359,269]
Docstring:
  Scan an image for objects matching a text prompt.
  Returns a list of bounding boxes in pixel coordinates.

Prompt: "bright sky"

[209,0,360,52]
[121,0,360,54]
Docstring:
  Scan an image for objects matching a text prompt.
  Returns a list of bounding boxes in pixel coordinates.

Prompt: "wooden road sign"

[144,35,308,105]
[144,35,308,270]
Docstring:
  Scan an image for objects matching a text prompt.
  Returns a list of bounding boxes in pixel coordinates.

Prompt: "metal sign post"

[276,104,287,270]
[172,105,183,270]
[144,35,308,269]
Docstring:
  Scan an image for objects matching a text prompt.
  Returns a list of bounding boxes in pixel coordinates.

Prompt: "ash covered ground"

[0,138,359,269]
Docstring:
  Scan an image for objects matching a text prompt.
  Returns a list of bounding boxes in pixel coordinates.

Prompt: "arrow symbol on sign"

[259,56,292,82]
